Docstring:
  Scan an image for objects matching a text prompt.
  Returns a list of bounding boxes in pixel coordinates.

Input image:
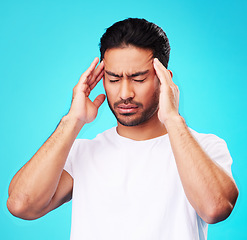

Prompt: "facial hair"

[107,87,160,127]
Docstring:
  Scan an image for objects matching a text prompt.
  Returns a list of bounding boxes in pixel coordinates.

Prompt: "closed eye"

[109,79,120,83]
[109,78,146,83]
[133,78,146,82]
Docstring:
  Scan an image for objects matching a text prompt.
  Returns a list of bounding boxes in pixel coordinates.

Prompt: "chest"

[73,144,185,209]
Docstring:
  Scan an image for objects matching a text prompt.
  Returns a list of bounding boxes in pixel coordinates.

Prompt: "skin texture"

[103,46,168,140]
[104,47,159,128]
[7,45,238,224]
[7,58,105,219]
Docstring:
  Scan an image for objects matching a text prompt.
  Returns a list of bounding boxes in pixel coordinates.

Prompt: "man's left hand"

[153,58,180,125]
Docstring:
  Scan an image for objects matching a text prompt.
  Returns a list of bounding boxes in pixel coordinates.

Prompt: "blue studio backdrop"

[1,0,246,239]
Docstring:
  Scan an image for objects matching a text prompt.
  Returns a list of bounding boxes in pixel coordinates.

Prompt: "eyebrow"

[105,70,149,78]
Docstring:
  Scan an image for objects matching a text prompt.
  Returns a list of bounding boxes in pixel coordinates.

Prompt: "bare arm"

[7,57,105,220]
[164,115,238,224]
[153,58,239,224]
[7,117,81,220]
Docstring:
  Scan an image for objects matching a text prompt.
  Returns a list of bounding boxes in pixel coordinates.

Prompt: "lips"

[117,104,138,114]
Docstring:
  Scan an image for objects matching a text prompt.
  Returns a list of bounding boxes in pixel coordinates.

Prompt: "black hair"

[99,18,170,68]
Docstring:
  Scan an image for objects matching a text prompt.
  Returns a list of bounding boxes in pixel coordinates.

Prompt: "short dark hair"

[99,18,171,68]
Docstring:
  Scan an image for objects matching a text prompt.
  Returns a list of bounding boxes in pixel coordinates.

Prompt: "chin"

[116,114,149,127]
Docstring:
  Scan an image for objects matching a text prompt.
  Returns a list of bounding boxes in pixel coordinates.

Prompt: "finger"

[88,60,105,86]
[78,57,100,85]
[93,94,106,109]
[89,69,104,90]
[153,58,169,83]
[153,58,173,85]
[85,87,90,97]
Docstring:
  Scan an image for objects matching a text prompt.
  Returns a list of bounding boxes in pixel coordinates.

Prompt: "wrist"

[163,114,186,132]
[62,114,85,131]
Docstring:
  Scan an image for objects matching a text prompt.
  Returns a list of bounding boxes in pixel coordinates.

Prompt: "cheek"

[137,82,160,105]
[104,82,117,103]
[139,78,159,97]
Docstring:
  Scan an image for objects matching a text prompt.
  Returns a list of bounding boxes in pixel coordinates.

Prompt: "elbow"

[203,202,233,224]
[7,196,41,220]
[7,196,27,219]
[203,183,239,224]
[203,192,239,224]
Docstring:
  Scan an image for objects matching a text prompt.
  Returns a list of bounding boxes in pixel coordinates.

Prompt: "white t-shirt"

[64,127,233,240]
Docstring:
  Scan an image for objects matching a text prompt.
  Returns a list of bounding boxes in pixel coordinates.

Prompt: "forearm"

[165,115,238,223]
[8,115,83,212]
[7,58,105,219]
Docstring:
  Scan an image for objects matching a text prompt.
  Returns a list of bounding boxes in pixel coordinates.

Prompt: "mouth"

[117,104,139,114]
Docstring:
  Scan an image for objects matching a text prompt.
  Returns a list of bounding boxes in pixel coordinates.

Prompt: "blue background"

[1,0,246,239]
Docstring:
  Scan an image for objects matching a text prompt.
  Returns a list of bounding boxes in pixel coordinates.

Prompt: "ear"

[168,70,173,78]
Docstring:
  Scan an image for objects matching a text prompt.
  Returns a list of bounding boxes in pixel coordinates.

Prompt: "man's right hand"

[67,57,106,125]
[7,57,106,220]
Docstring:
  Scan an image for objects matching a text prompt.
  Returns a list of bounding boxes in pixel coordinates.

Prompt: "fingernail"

[153,58,158,64]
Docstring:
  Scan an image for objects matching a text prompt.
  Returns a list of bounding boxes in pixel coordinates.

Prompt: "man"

[7,18,238,239]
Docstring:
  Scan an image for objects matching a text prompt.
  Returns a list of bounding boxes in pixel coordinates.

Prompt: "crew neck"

[112,126,169,143]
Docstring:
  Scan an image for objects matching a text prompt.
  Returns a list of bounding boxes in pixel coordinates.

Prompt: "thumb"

[93,94,106,109]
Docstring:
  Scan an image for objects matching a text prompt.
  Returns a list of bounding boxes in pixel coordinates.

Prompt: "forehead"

[103,46,153,75]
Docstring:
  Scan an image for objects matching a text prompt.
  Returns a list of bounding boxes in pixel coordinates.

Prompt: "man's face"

[103,45,160,127]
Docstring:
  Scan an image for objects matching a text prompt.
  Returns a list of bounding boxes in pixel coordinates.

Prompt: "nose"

[119,79,135,100]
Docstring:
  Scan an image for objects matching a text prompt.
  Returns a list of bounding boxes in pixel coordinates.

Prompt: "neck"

[116,113,168,141]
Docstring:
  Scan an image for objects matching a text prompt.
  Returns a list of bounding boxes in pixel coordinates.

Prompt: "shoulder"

[64,127,117,176]
[188,128,228,151]
[188,127,233,175]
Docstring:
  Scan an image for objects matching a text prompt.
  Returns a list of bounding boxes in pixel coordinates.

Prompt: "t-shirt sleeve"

[191,130,233,177]
[64,140,78,178]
